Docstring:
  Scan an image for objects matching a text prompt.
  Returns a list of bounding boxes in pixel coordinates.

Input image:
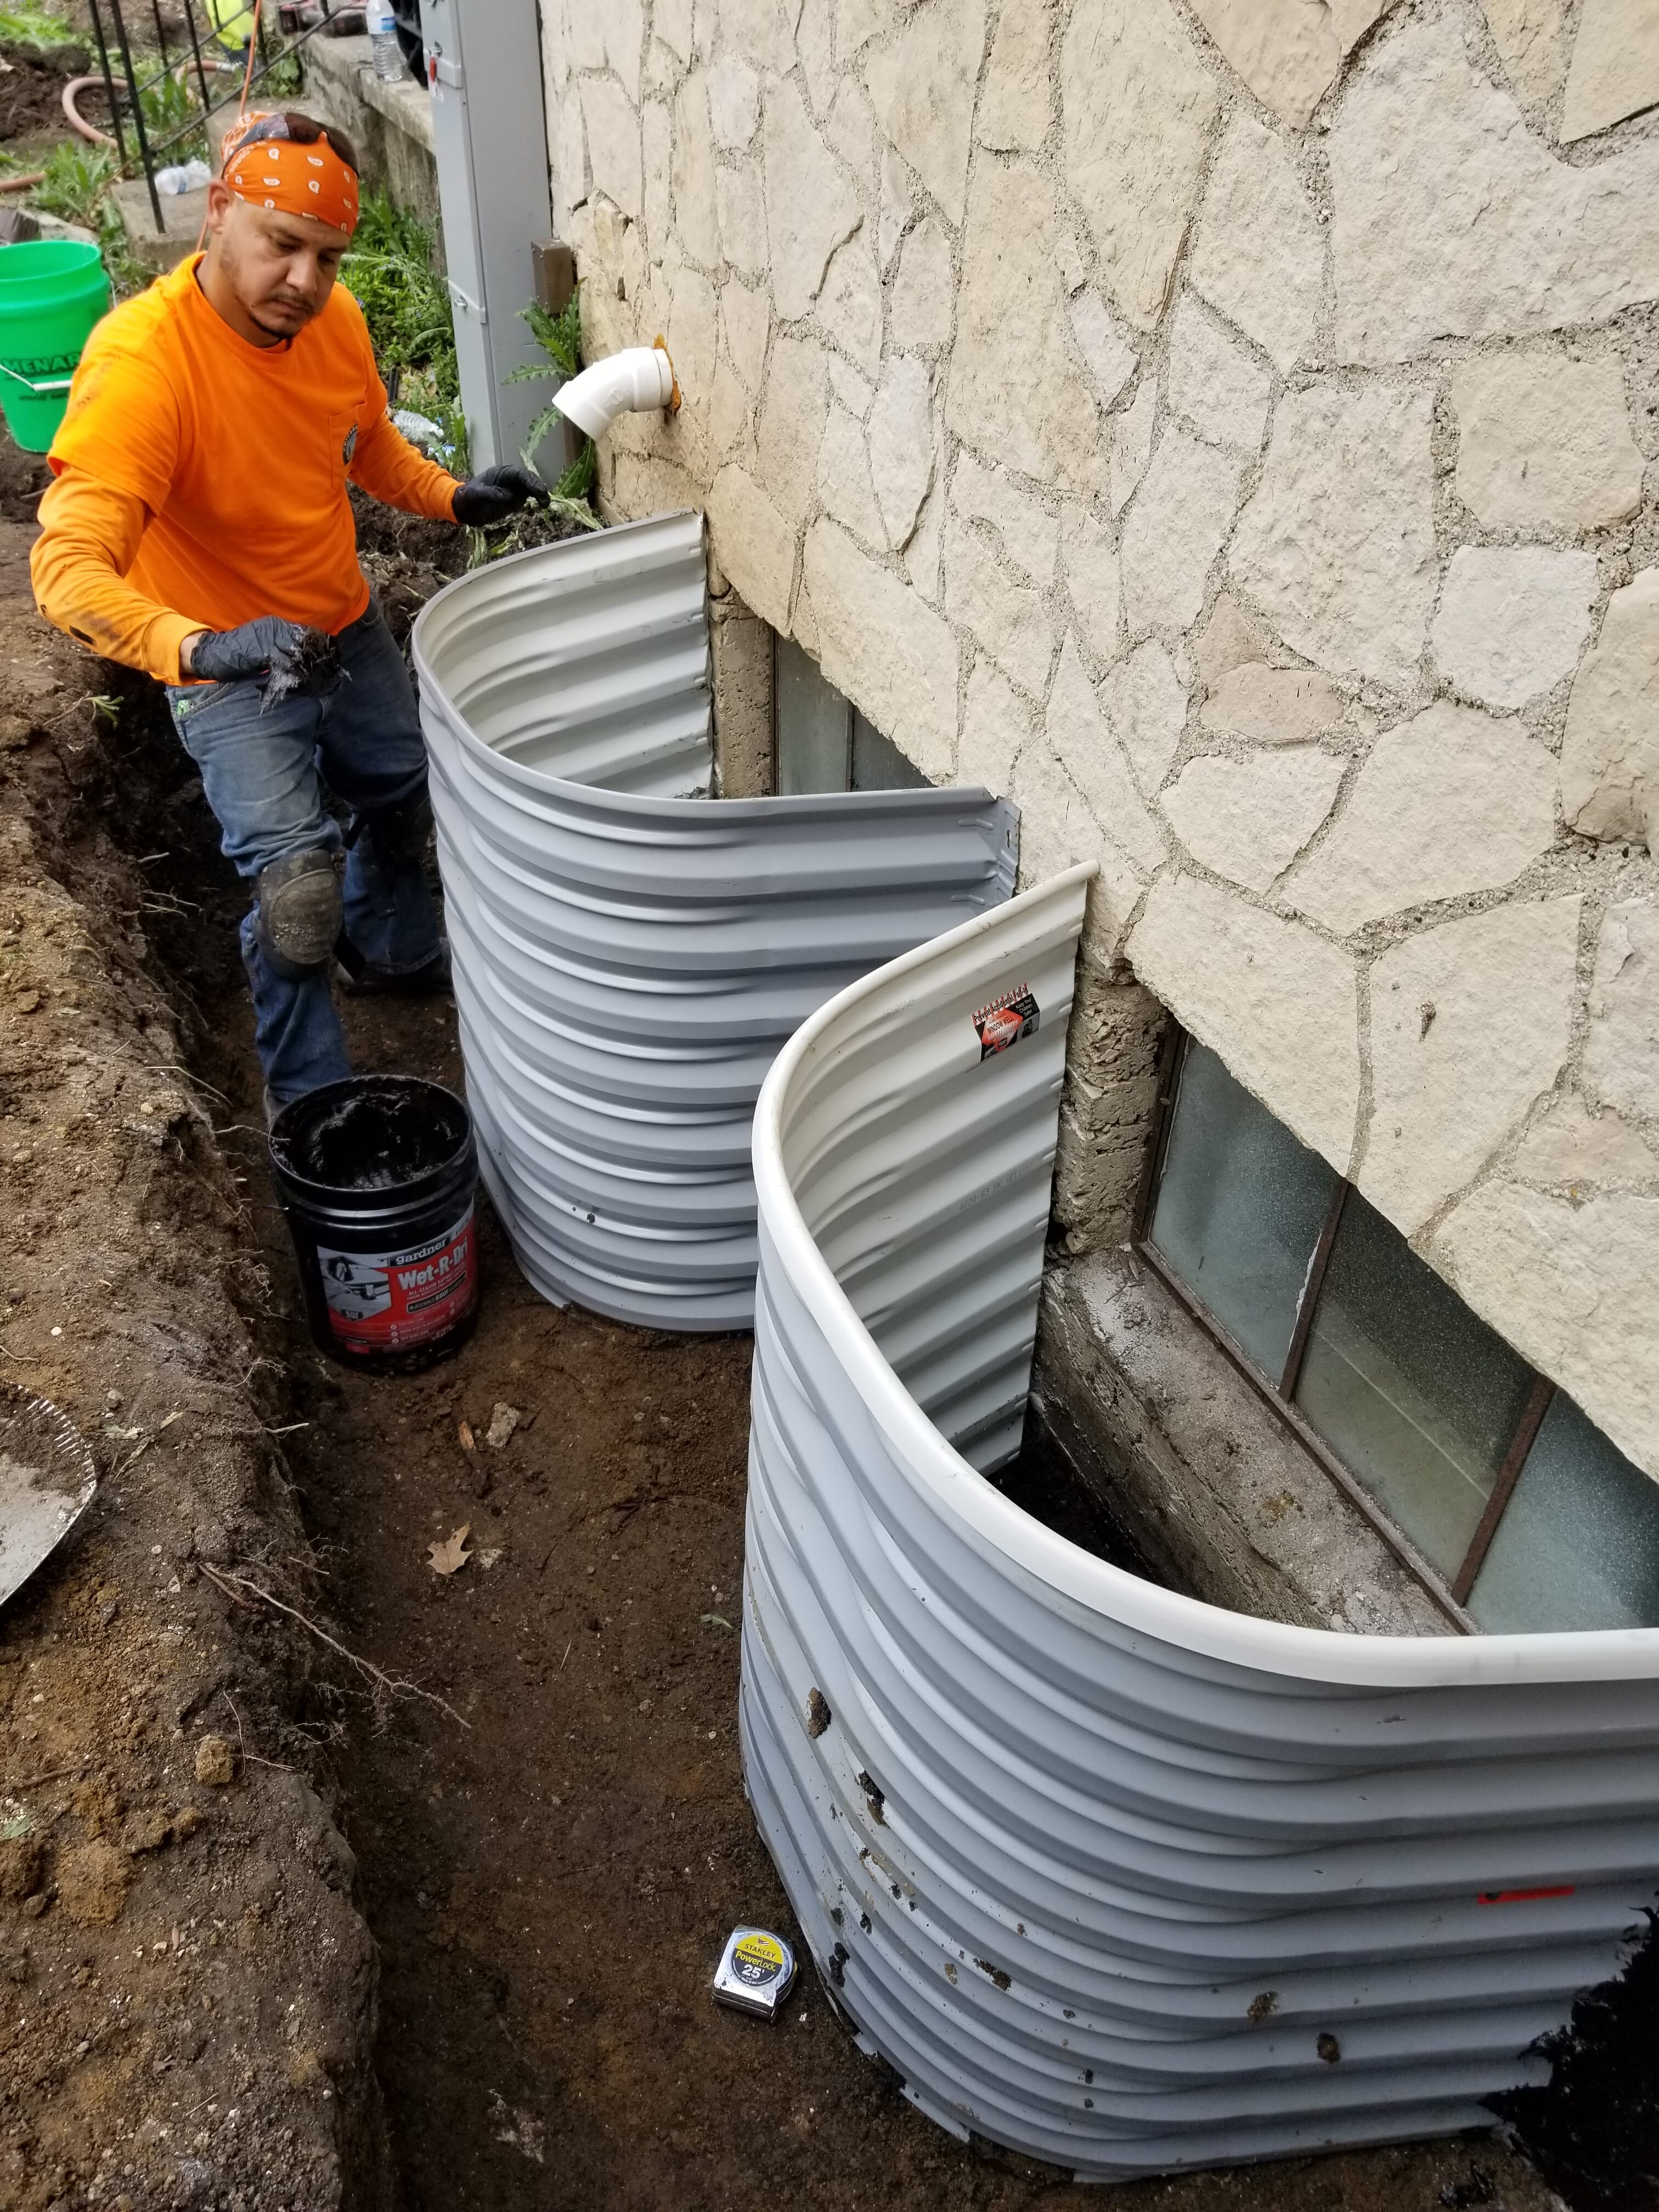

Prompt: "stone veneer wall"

[537,0,1659,1480]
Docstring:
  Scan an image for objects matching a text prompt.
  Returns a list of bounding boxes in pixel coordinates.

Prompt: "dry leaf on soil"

[428,1523,473,1576]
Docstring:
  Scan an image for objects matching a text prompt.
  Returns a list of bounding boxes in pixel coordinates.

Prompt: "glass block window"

[1142,1031,1659,1631]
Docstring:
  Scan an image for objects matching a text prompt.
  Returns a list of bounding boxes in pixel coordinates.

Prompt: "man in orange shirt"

[31,110,543,1115]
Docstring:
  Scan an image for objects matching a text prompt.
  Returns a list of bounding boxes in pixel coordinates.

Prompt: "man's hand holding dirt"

[185,614,343,707]
[450,464,547,526]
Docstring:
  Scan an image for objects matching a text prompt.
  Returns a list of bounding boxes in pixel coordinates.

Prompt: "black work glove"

[452,464,548,527]
[190,616,342,710]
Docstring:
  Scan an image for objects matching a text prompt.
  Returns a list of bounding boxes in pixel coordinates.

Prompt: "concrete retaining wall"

[304,32,437,221]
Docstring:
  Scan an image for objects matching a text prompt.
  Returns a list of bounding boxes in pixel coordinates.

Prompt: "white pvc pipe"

[551,345,676,438]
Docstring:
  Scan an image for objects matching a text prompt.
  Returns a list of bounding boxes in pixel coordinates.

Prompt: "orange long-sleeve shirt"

[31,253,462,684]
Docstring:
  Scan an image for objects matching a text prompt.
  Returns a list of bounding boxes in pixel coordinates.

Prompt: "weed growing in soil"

[33,138,114,228]
[343,194,600,539]
[525,289,582,379]
[510,283,602,529]
[136,62,206,163]
[342,188,464,459]
[29,139,150,294]
[0,2,74,51]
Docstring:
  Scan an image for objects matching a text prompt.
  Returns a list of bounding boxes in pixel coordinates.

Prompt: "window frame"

[1131,1025,1561,1634]
[770,630,930,795]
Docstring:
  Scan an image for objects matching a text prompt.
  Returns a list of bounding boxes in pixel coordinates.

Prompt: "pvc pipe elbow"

[551,344,677,439]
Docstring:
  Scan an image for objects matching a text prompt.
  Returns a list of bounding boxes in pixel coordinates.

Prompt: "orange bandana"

[221,113,360,236]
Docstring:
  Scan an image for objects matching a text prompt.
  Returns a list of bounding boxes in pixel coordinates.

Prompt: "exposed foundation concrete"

[1052,948,1167,1256]
[1034,1248,1448,1635]
[709,584,774,797]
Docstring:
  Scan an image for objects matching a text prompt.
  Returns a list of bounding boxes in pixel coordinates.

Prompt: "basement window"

[774,635,930,794]
[1139,1032,1659,1632]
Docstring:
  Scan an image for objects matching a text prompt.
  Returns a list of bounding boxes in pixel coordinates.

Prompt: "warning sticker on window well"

[973,986,1040,1060]
[315,1205,476,1352]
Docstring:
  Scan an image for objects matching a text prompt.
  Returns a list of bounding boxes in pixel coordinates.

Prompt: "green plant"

[30,144,146,297]
[524,290,582,378]
[95,202,147,300]
[262,48,304,100]
[410,384,469,477]
[555,436,596,505]
[29,140,145,296]
[136,64,207,163]
[0,4,75,52]
[507,284,600,529]
[33,140,115,228]
[139,67,196,138]
[342,191,459,399]
[341,190,471,469]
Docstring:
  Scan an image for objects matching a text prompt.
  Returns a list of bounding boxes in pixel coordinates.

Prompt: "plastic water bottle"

[155,157,212,196]
[367,2,403,82]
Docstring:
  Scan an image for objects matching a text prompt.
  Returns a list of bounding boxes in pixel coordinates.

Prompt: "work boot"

[333,935,452,996]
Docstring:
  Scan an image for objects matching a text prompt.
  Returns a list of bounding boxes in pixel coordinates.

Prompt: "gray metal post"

[418,0,554,475]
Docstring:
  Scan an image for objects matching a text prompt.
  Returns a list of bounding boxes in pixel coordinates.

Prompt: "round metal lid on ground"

[0,1384,97,1609]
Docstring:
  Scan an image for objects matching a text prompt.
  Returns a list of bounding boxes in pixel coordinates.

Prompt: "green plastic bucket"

[0,240,111,453]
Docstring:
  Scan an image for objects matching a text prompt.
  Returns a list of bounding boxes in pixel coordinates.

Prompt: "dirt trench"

[0,464,389,2207]
[1,454,1590,2212]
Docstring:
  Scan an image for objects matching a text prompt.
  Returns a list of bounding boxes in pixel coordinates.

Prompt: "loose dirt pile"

[0,44,89,155]
[0,468,388,2209]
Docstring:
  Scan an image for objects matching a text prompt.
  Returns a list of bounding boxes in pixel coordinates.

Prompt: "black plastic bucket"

[268,1075,480,1373]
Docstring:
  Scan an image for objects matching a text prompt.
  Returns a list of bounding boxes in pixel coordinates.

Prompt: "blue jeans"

[167,601,441,1104]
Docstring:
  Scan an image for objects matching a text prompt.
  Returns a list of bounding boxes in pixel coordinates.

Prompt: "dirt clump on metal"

[1495,1913,1659,2212]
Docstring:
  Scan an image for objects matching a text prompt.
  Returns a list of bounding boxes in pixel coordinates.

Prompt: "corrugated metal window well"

[409,510,1017,1332]
[1138,1032,1659,1633]
[741,871,1659,2181]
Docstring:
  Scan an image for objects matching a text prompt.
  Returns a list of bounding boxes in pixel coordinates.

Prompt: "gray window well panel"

[411,512,1017,1331]
[744,881,1659,2179]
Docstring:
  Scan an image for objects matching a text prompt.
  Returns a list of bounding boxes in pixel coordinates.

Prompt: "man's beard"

[253,291,315,333]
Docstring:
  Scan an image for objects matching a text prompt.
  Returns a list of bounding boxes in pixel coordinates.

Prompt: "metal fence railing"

[80,0,364,234]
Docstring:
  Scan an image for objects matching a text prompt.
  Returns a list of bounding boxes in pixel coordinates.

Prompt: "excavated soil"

[0,46,90,156]
[0,423,1622,2210]
[0,450,388,2207]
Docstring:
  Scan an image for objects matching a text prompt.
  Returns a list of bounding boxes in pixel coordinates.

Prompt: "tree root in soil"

[198,1559,469,1729]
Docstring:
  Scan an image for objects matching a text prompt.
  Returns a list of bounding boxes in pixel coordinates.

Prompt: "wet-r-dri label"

[315,1204,476,1352]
